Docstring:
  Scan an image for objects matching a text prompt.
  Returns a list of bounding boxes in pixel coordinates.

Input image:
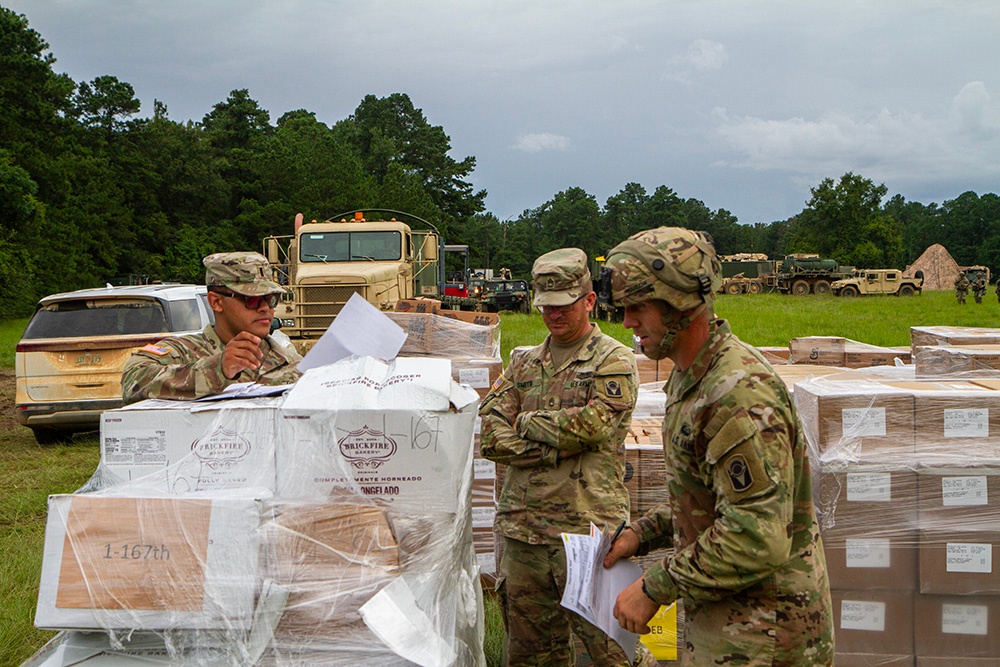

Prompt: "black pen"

[610,520,626,543]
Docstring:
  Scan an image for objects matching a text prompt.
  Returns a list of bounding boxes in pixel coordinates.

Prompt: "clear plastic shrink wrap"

[25,355,484,667]
[796,326,1000,664]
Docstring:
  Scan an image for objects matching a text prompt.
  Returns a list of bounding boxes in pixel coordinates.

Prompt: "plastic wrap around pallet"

[26,356,484,667]
[797,360,1000,663]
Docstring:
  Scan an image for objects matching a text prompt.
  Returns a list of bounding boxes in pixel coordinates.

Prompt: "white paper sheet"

[560,523,643,662]
[297,293,406,372]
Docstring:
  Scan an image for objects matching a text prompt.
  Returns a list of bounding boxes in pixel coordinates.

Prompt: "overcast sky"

[7,1,1000,225]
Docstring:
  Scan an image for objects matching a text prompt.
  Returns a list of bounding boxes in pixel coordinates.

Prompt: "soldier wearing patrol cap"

[122,252,302,403]
[600,228,834,666]
[479,248,656,667]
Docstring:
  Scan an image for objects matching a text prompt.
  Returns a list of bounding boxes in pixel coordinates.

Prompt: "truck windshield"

[301,231,402,262]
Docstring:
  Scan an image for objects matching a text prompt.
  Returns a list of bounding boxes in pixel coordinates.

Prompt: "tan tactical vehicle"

[831,269,923,297]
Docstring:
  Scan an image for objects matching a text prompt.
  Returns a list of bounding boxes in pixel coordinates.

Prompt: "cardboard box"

[918,658,1000,666]
[823,533,918,591]
[817,464,919,535]
[789,336,847,366]
[918,464,1000,530]
[452,357,503,399]
[794,378,915,460]
[634,353,673,385]
[387,308,499,358]
[908,382,1000,457]
[394,298,500,326]
[100,397,282,493]
[845,342,911,369]
[915,345,1000,376]
[914,594,1000,658]
[919,529,1000,595]
[276,357,479,514]
[36,495,260,631]
[911,326,1000,353]
[261,501,399,638]
[833,590,914,655]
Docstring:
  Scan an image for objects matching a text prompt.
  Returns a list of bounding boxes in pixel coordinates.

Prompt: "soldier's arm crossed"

[479,373,560,468]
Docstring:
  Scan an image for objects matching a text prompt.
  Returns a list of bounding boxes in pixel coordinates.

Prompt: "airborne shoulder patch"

[139,343,170,356]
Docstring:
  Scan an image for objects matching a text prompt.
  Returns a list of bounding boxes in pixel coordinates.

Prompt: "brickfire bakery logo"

[190,428,251,471]
[338,425,397,470]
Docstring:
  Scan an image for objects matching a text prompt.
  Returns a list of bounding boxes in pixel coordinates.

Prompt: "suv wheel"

[32,427,68,445]
[840,286,859,297]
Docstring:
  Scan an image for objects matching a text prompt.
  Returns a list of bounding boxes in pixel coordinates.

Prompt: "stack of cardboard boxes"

[799,326,1000,665]
[30,349,486,665]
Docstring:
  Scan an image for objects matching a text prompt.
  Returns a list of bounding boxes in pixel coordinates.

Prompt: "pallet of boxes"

[795,325,1000,666]
[24,307,503,666]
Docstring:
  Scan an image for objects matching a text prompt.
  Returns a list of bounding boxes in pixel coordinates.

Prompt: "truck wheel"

[725,282,742,295]
[898,285,915,296]
[747,280,763,294]
[813,280,831,295]
[791,280,811,295]
[840,286,859,297]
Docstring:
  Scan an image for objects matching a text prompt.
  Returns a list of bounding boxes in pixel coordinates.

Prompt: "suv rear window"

[22,299,170,339]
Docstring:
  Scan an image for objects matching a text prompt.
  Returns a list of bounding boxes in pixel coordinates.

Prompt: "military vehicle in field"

[772,254,855,295]
[480,278,532,313]
[831,269,923,297]
[719,253,775,294]
[264,209,473,351]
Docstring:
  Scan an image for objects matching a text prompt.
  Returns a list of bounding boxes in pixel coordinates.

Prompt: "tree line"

[3,8,999,317]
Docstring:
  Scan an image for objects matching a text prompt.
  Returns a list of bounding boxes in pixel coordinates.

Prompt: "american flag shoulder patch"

[139,343,170,356]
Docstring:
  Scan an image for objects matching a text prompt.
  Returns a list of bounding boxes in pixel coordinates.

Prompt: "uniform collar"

[664,318,731,405]
[539,322,603,372]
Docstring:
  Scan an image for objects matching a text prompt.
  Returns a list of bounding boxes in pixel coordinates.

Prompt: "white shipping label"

[942,603,989,636]
[847,473,892,502]
[941,476,989,506]
[840,600,886,632]
[944,408,989,438]
[946,543,993,573]
[842,408,887,437]
[459,367,492,389]
[472,505,496,529]
[846,538,891,569]
[102,429,168,465]
[474,458,497,480]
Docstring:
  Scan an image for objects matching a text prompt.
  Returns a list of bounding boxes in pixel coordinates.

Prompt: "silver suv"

[15,284,214,443]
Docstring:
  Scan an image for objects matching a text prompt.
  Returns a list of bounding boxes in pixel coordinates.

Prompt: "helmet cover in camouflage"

[203,252,285,296]
[604,227,721,311]
[532,248,592,307]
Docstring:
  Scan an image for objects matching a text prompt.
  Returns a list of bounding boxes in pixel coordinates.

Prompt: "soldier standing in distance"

[479,248,656,667]
[972,272,987,304]
[122,252,302,403]
[955,271,970,304]
[601,228,834,666]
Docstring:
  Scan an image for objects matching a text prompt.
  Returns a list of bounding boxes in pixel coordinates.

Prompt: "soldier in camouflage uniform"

[955,272,970,304]
[972,272,987,304]
[480,248,655,667]
[122,252,302,402]
[601,228,834,666]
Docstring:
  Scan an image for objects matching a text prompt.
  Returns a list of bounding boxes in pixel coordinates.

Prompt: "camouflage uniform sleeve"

[645,385,798,606]
[121,342,232,403]
[515,347,637,454]
[479,367,560,469]
[630,505,674,552]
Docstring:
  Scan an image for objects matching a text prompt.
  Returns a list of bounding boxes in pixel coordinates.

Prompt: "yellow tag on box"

[639,603,678,661]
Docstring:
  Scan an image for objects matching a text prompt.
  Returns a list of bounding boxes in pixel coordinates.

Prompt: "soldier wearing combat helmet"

[122,252,302,402]
[600,228,834,666]
[479,248,656,666]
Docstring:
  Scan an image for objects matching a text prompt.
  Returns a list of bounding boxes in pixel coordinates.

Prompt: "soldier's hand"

[603,527,639,569]
[613,578,659,635]
[221,331,264,379]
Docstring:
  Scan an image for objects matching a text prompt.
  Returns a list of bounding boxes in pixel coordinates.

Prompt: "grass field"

[1,288,998,665]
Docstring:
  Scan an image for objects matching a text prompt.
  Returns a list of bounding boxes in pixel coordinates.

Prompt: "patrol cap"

[203,251,285,296]
[532,248,592,307]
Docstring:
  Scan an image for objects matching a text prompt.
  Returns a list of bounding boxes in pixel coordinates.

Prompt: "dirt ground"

[0,368,16,430]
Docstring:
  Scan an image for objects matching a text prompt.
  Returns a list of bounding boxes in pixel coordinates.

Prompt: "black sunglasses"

[214,290,279,309]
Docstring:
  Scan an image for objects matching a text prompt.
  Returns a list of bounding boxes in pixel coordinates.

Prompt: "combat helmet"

[601,227,721,359]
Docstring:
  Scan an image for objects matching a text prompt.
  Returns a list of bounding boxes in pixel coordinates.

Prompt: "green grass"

[0,319,27,368]
[3,289,998,665]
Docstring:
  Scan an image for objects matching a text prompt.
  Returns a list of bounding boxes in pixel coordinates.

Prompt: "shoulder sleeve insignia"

[139,343,170,356]
[491,373,506,391]
[605,379,623,398]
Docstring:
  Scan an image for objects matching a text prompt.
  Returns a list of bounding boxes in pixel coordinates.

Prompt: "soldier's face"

[541,291,596,344]
[209,291,274,342]
[622,300,669,352]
